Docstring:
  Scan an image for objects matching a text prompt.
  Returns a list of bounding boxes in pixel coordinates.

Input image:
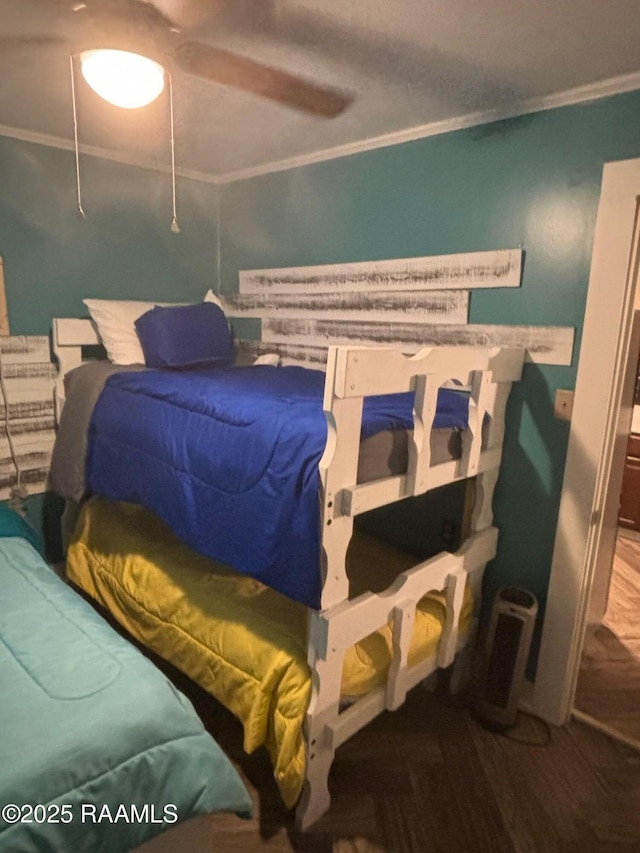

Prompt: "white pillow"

[253,353,280,366]
[203,289,224,310]
[83,290,225,365]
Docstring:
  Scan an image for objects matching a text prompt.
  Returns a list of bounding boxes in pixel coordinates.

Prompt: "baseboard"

[617,527,640,542]
[572,708,640,753]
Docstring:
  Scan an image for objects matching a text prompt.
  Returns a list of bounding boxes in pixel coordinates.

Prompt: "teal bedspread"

[0,511,251,853]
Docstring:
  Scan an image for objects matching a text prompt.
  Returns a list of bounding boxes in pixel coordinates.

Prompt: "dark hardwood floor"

[69,581,640,852]
[574,532,640,745]
[172,672,640,853]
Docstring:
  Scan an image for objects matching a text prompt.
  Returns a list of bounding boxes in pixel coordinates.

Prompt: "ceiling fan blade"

[175,40,352,118]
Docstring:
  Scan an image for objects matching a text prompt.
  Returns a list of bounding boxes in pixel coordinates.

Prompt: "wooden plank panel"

[3,380,57,406]
[0,470,50,493]
[0,336,50,363]
[0,336,57,499]
[0,450,52,469]
[1,362,57,381]
[260,319,574,366]
[0,418,56,437]
[0,402,55,422]
[223,290,468,324]
[240,249,522,295]
[0,434,56,454]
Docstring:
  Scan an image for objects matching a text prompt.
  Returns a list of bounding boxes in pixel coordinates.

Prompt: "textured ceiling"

[1,0,640,181]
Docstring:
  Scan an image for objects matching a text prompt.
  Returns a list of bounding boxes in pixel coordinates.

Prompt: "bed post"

[296,609,343,830]
[318,347,363,610]
[51,318,100,421]
[448,372,516,693]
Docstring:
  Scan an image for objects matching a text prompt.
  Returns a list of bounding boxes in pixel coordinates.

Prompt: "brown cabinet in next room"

[619,433,640,531]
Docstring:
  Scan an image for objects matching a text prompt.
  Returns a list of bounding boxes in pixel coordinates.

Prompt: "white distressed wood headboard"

[222,249,575,369]
[52,317,100,421]
[51,248,576,423]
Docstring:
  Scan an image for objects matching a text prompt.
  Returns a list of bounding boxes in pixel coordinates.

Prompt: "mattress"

[50,361,465,506]
[0,515,251,853]
[66,497,473,809]
[54,360,470,608]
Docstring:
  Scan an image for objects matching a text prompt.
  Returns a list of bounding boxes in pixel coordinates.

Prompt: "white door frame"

[532,157,640,724]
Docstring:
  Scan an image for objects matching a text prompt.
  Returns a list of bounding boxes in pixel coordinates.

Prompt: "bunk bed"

[49,315,525,829]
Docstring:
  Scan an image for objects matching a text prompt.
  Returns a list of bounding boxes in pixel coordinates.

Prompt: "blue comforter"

[87,364,469,608]
[0,507,251,853]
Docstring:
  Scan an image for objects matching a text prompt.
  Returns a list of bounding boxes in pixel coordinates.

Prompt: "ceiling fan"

[2,0,353,118]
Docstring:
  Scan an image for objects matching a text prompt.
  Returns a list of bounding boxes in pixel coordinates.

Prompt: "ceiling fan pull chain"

[169,73,180,234]
[69,55,86,218]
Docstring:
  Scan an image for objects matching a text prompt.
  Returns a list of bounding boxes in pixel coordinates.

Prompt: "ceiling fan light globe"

[80,50,165,109]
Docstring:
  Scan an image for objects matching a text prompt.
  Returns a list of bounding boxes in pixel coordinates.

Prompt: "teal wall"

[0,135,219,335]
[0,135,219,546]
[219,89,640,648]
[4,91,640,655]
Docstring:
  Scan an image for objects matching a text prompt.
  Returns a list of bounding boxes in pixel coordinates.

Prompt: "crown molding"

[0,123,221,185]
[1,70,640,187]
[218,70,640,184]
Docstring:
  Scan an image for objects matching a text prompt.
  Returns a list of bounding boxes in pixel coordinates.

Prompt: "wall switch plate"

[554,389,574,421]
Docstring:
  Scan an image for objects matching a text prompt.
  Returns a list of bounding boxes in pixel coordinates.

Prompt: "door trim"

[533,157,640,724]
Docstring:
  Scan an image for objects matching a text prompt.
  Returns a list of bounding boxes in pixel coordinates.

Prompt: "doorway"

[532,157,640,726]
[572,321,640,747]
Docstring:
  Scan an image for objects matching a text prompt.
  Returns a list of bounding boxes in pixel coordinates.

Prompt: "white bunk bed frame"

[52,317,525,830]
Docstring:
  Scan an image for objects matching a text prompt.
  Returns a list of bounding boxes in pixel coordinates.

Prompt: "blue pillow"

[135,302,234,370]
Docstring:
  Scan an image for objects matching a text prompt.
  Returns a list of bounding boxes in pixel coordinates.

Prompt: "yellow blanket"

[67,498,471,807]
